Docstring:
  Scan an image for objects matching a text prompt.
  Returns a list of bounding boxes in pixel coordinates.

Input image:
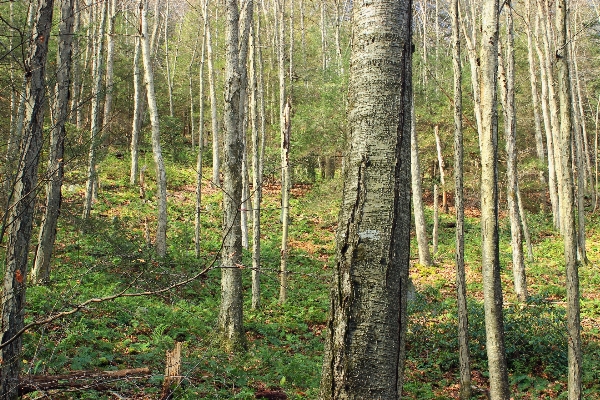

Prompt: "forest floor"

[16,151,600,399]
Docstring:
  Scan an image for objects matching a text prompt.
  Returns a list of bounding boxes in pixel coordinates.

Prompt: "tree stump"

[160,342,182,400]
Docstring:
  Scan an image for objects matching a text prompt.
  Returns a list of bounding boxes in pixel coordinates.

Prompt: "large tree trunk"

[140,0,168,257]
[410,102,433,267]
[555,1,582,397]
[219,0,245,351]
[32,0,74,284]
[0,2,54,398]
[452,0,471,396]
[319,0,413,397]
[479,0,510,398]
[82,0,108,220]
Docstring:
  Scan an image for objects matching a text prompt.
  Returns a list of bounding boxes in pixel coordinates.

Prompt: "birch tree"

[320,0,413,396]
[1,1,53,397]
[140,0,168,257]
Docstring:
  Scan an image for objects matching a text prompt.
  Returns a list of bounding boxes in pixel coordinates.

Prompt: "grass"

[10,151,600,398]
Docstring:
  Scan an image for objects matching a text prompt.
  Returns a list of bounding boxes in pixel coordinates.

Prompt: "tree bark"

[82,0,108,220]
[410,102,433,267]
[32,0,74,284]
[499,7,527,302]
[219,0,245,351]
[140,0,168,257]
[203,9,221,187]
[434,125,447,213]
[130,35,143,186]
[479,0,510,397]
[452,0,471,395]
[555,0,582,397]
[1,2,54,398]
[320,0,413,397]
[102,0,117,132]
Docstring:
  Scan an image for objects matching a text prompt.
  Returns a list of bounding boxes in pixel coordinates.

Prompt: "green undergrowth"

[12,154,600,398]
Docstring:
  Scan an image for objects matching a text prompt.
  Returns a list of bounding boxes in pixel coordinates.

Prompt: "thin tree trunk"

[452,0,471,395]
[82,0,108,220]
[0,2,53,398]
[433,183,439,255]
[319,0,412,396]
[525,0,546,187]
[70,0,81,125]
[102,0,117,132]
[130,35,143,186]
[411,102,433,267]
[280,98,291,303]
[32,0,74,284]
[203,12,220,187]
[499,6,527,302]
[480,0,510,397]
[195,0,208,258]
[320,0,327,71]
[434,125,447,213]
[219,0,245,351]
[534,9,560,223]
[140,0,168,257]
[555,2,582,396]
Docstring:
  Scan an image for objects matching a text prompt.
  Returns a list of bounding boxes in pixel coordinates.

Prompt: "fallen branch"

[19,367,150,395]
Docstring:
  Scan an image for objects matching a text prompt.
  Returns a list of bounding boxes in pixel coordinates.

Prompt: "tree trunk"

[130,35,143,186]
[452,0,471,395]
[102,0,117,132]
[82,0,108,220]
[0,2,54,398]
[219,0,245,351]
[525,0,546,187]
[499,8,527,302]
[319,1,412,397]
[140,0,168,257]
[433,183,439,255]
[204,15,221,187]
[195,0,209,258]
[280,98,291,303]
[32,0,74,284]
[434,125,448,213]
[479,0,510,397]
[555,1,582,397]
[410,102,433,267]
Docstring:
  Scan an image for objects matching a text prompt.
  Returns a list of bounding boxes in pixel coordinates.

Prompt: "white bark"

[140,0,168,257]
[130,35,143,186]
[410,102,433,267]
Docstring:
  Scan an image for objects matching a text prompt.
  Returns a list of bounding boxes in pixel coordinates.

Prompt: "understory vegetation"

[15,150,600,399]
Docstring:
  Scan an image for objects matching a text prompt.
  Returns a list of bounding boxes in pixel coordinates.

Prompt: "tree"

[1,1,54,397]
[140,0,168,257]
[219,0,246,351]
[479,0,510,397]
[319,0,413,397]
[555,0,582,397]
[32,0,74,284]
[452,0,471,396]
[411,102,433,267]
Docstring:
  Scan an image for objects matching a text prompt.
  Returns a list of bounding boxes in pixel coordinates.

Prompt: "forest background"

[1,0,600,398]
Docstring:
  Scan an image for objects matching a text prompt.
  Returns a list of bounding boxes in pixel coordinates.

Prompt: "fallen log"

[19,367,150,395]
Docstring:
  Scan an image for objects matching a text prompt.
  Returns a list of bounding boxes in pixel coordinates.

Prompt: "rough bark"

[555,0,582,397]
[0,2,54,398]
[219,0,245,351]
[452,0,471,396]
[32,0,74,284]
[410,102,433,267]
[479,0,510,397]
[320,0,413,397]
[140,0,168,257]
